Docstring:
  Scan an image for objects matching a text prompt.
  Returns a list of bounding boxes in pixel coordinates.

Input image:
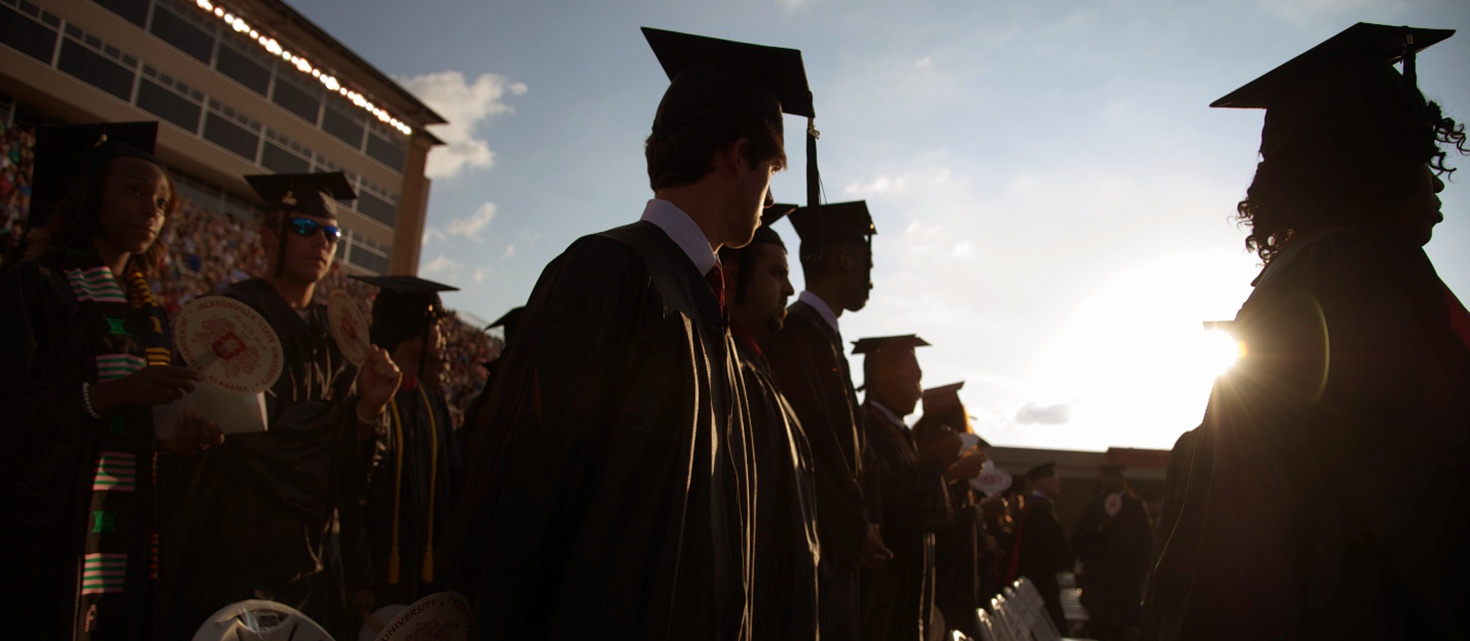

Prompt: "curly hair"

[1237,59,1469,263]
[47,154,177,277]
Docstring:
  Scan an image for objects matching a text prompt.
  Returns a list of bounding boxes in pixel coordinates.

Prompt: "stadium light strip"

[192,0,414,136]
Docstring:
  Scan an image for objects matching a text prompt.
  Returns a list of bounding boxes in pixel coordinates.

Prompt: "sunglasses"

[287,217,342,242]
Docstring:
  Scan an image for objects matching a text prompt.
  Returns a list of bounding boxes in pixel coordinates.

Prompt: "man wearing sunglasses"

[163,172,399,639]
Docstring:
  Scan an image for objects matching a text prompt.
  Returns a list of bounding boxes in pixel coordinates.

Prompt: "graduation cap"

[852,334,930,355]
[643,28,826,213]
[29,121,161,232]
[487,306,525,345]
[245,172,357,219]
[353,275,458,378]
[246,172,357,278]
[1100,463,1127,476]
[922,382,966,415]
[1211,23,1453,109]
[789,201,876,259]
[1025,462,1058,482]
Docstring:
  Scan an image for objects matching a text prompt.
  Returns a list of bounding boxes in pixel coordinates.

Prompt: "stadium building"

[0,0,445,275]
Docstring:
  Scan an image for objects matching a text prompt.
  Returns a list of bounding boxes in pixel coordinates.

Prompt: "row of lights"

[192,0,413,136]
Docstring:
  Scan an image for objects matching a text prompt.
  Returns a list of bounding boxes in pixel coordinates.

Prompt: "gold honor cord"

[384,385,441,586]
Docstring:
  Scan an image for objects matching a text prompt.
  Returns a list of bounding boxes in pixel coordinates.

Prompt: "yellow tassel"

[387,545,400,585]
[420,548,434,584]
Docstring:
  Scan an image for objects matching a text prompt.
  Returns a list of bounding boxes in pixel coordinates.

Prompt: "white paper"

[153,382,268,440]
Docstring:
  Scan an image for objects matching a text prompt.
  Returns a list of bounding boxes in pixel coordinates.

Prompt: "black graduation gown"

[353,382,460,606]
[914,421,983,640]
[440,221,755,641]
[0,259,169,640]
[859,402,949,641]
[734,335,820,641]
[1072,491,1151,638]
[1145,225,1470,641]
[760,300,869,640]
[1013,493,1071,632]
[162,278,377,638]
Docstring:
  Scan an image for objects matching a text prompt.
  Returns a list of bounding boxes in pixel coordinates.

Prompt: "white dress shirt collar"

[797,290,839,334]
[640,199,717,275]
[870,401,908,431]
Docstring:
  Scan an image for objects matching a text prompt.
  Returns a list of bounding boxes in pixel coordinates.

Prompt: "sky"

[288,0,1470,452]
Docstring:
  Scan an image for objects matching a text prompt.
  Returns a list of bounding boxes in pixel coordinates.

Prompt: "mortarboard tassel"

[805,119,820,208]
[419,385,440,585]
[1403,31,1417,86]
[387,398,405,585]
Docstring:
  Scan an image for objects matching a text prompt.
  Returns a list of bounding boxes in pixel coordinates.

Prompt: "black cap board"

[353,275,458,376]
[1101,464,1126,475]
[245,172,357,218]
[1212,23,1454,109]
[922,382,965,415]
[765,202,798,228]
[790,201,876,258]
[644,27,813,140]
[1025,462,1057,482]
[643,27,826,217]
[30,121,161,231]
[488,306,525,345]
[851,334,930,355]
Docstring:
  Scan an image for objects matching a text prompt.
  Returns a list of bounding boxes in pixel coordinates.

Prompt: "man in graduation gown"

[346,276,462,609]
[854,335,978,641]
[761,200,889,641]
[719,205,821,641]
[912,383,989,640]
[1010,463,1072,633]
[1146,24,1470,641]
[438,29,818,640]
[1072,465,1151,641]
[163,173,400,639]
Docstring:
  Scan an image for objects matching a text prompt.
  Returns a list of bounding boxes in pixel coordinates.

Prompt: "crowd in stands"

[1,120,499,427]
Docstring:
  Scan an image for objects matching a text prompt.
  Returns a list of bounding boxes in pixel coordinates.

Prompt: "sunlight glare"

[1200,329,1244,377]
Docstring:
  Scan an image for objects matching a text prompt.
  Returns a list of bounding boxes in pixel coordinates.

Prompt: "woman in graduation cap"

[347,276,462,609]
[1146,24,1470,640]
[0,122,221,640]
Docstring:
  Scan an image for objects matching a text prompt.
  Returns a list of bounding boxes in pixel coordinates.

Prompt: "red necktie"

[706,266,725,312]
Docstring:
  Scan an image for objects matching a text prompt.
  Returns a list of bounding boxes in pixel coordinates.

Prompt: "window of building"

[260,141,310,174]
[365,132,405,172]
[271,76,321,125]
[203,111,258,161]
[58,39,135,101]
[355,190,397,227]
[215,42,270,96]
[321,103,364,149]
[137,78,201,132]
[149,4,213,64]
[348,239,390,273]
[0,4,58,63]
[89,0,148,28]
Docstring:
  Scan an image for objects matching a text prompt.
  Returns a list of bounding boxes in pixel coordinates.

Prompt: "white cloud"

[424,201,496,244]
[844,175,909,198]
[1016,401,1077,426]
[473,267,489,284]
[776,0,813,9]
[914,56,934,70]
[501,244,516,259]
[421,253,464,276]
[398,70,527,179]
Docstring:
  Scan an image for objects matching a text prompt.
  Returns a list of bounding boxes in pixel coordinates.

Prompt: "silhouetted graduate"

[1147,23,1470,640]
[439,28,818,640]
[719,204,820,641]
